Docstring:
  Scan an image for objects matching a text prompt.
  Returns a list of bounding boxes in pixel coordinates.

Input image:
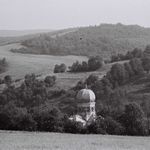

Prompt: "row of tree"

[0,99,148,136]
[110,45,150,63]
[68,56,103,72]
[54,56,103,73]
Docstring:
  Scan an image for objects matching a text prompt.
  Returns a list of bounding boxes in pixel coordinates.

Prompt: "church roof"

[76,88,96,102]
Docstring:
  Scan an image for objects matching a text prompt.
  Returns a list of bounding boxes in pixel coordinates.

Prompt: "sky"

[0,0,149,30]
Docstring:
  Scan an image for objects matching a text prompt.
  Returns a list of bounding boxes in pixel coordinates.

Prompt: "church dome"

[76,89,96,102]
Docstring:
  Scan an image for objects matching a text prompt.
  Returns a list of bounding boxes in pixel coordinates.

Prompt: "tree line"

[110,45,150,63]
[54,56,103,73]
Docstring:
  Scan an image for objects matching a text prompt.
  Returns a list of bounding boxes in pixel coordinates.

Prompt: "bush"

[63,118,84,134]
[104,117,125,135]
[87,118,107,134]
[44,75,56,87]
[54,63,67,73]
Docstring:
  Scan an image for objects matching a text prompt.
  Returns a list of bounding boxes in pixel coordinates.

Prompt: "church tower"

[76,88,96,122]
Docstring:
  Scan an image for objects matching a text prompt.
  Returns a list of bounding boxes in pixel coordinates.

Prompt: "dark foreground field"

[0,130,150,150]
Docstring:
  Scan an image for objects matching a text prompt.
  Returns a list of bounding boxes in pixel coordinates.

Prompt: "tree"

[88,56,103,71]
[24,73,36,87]
[86,74,99,86]
[129,58,144,75]
[4,75,12,86]
[69,61,80,72]
[54,63,67,73]
[124,62,134,78]
[144,45,150,54]
[33,106,62,132]
[141,57,150,73]
[107,63,127,87]
[120,102,148,136]
[131,48,143,58]
[44,76,56,87]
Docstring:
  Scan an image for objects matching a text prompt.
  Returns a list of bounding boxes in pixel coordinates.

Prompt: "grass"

[0,43,87,80]
[0,43,129,90]
[0,130,150,150]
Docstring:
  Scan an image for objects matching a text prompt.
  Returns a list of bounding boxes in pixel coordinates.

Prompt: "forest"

[11,24,150,58]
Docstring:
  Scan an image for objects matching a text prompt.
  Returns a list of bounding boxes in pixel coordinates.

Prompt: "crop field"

[0,130,150,150]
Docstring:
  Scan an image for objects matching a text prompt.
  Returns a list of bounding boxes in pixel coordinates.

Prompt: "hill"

[13,23,150,58]
[0,29,53,37]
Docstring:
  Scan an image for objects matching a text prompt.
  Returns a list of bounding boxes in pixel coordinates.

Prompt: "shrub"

[63,118,84,134]
[54,63,67,73]
[87,118,106,134]
[44,75,56,87]
[104,117,125,135]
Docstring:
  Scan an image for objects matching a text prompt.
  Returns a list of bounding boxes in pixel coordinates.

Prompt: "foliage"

[119,102,148,136]
[69,56,103,72]
[54,63,67,73]
[44,75,56,87]
[129,58,144,75]
[12,24,150,58]
[0,57,7,73]
[111,48,144,62]
[88,56,103,71]
[141,57,150,73]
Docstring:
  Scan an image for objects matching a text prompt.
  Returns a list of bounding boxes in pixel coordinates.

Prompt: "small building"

[69,87,96,126]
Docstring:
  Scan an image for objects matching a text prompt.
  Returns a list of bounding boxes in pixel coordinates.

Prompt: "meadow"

[0,43,87,80]
[0,130,150,150]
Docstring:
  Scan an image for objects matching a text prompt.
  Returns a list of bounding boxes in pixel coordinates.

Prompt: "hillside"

[13,23,150,58]
[0,28,77,46]
[0,29,54,37]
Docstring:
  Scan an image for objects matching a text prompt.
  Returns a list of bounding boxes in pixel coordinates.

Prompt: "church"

[69,86,96,126]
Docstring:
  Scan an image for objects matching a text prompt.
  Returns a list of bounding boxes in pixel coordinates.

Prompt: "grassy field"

[0,43,87,80]
[0,130,150,150]
[0,43,129,90]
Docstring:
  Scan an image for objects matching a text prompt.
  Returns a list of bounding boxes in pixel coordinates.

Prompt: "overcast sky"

[0,0,149,30]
